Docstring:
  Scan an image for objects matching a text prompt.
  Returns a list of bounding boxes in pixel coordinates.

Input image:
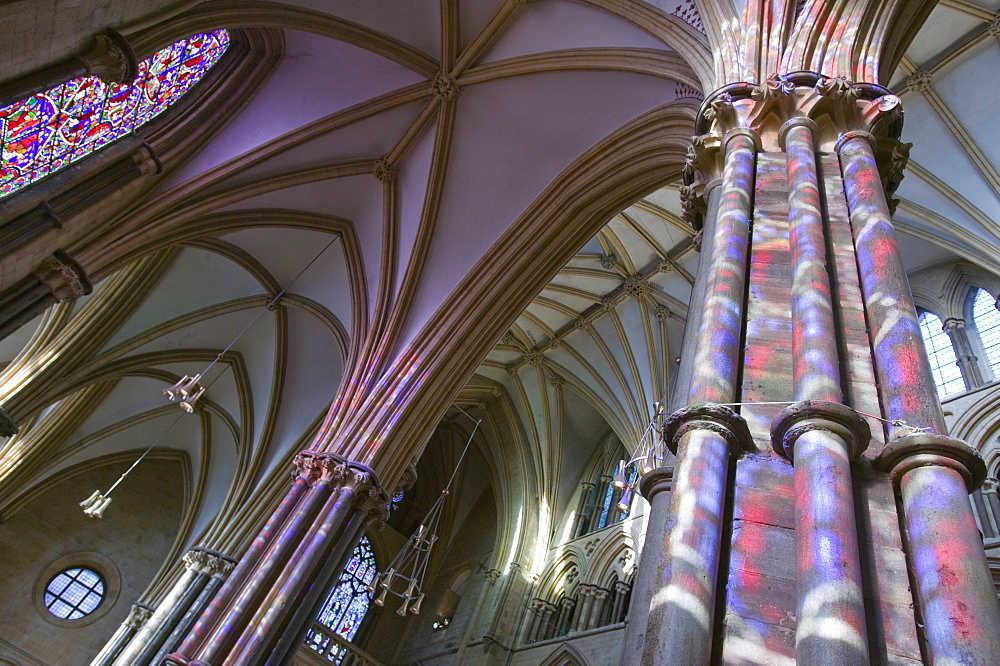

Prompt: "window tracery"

[972,287,1000,378]
[918,309,965,398]
[304,536,377,663]
[0,30,229,198]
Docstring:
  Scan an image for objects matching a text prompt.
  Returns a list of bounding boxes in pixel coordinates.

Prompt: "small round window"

[44,567,105,619]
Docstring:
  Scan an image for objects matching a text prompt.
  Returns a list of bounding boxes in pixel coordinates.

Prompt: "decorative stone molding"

[373,156,398,182]
[654,306,672,322]
[905,70,933,94]
[692,228,704,252]
[505,363,519,376]
[600,253,617,269]
[183,548,237,578]
[131,143,162,176]
[875,433,987,491]
[124,603,155,630]
[432,73,461,101]
[500,331,517,346]
[751,74,794,102]
[76,29,138,85]
[622,275,647,297]
[574,317,591,331]
[32,250,93,301]
[657,258,674,273]
[661,403,753,456]
[549,374,565,388]
[584,538,599,556]
[523,350,543,366]
[815,75,859,101]
[989,12,1000,37]
[638,465,673,500]
[484,568,502,585]
[770,400,871,462]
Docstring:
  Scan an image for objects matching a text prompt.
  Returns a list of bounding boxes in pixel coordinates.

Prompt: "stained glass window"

[44,567,105,619]
[305,536,377,663]
[918,310,964,398]
[972,288,1000,378]
[0,30,229,198]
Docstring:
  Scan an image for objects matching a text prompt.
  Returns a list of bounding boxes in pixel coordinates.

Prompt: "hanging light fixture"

[80,411,186,517]
[83,235,342,516]
[369,406,481,616]
[164,235,341,412]
[610,401,668,511]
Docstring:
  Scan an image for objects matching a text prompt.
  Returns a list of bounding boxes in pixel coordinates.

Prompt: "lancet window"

[304,536,377,663]
[918,309,965,398]
[0,30,229,198]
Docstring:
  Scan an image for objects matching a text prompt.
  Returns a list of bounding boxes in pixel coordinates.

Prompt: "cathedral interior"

[1,1,1000,665]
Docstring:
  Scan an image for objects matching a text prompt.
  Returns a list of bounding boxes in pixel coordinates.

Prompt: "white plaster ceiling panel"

[649,270,694,305]
[461,0,506,49]
[903,5,989,66]
[222,101,427,188]
[480,0,669,64]
[256,309,346,479]
[101,248,263,353]
[58,376,183,447]
[280,0,442,57]
[578,237,606,254]
[554,269,621,293]
[399,70,677,347]
[0,315,41,366]
[394,120,439,296]
[162,30,426,190]
[46,403,204,488]
[897,229,960,273]
[628,205,690,248]
[523,304,564,336]
[553,387,612,513]
[537,287,598,315]
[188,412,241,545]
[898,173,996,248]
[216,228,351,338]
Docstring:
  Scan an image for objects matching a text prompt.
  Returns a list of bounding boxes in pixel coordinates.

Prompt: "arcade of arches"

[1,1,1000,665]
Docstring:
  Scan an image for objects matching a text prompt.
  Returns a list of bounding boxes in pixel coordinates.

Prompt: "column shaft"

[640,129,756,666]
[838,135,947,438]
[898,464,1000,663]
[784,121,869,664]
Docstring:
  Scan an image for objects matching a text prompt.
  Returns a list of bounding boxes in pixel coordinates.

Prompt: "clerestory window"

[918,309,965,398]
[972,287,1000,378]
[0,30,229,198]
[918,287,1000,398]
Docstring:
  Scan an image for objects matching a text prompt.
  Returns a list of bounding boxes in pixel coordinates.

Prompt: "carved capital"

[638,465,673,500]
[184,548,237,578]
[432,73,461,101]
[875,433,987,492]
[32,250,92,301]
[815,75,859,102]
[750,74,794,102]
[125,603,155,629]
[771,400,871,463]
[76,29,138,85]
[484,568,502,585]
[661,403,753,456]
[943,317,966,333]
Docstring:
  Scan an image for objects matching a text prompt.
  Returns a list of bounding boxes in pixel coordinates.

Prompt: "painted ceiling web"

[669,0,706,35]
[0,30,229,198]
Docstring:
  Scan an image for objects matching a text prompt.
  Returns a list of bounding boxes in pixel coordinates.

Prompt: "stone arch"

[585,532,637,587]
[539,642,589,666]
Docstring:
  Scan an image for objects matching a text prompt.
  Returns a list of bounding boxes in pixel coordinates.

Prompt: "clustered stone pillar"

[165,450,387,666]
[90,603,153,666]
[103,549,236,666]
[635,114,757,665]
[771,117,870,664]
[838,129,1000,662]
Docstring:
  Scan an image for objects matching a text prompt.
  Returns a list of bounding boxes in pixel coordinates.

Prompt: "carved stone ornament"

[574,317,591,331]
[905,70,933,94]
[373,156,398,182]
[124,603,155,629]
[549,374,565,388]
[703,92,735,126]
[505,363,519,376]
[692,228,704,252]
[32,250,92,301]
[654,305,672,322]
[623,275,647,297]
[77,29,139,85]
[989,12,1000,37]
[131,143,162,176]
[432,73,461,101]
[600,253,618,269]
[500,331,517,346]
[751,74,794,102]
[184,548,237,578]
[678,183,701,227]
[484,568,502,585]
[815,76,858,101]
[886,140,913,183]
[523,350,543,366]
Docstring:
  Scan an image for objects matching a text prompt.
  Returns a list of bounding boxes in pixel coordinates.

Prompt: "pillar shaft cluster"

[626,73,1000,665]
[164,451,387,666]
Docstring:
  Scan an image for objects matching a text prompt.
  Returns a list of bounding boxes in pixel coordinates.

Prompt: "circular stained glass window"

[44,567,105,619]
